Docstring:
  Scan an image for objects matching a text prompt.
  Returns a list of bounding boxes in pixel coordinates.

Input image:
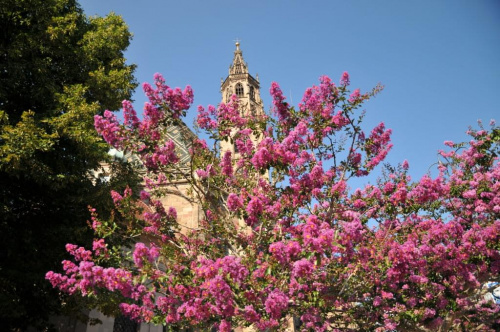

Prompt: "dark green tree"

[0,0,138,329]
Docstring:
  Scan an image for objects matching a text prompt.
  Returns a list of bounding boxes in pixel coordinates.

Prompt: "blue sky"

[80,0,500,183]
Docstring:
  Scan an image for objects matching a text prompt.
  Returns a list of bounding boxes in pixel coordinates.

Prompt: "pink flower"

[270,82,290,122]
[462,189,476,199]
[251,147,271,169]
[246,196,263,217]
[286,241,302,258]
[197,105,217,130]
[122,100,139,129]
[349,88,361,103]
[340,71,350,86]
[264,289,289,319]
[243,305,260,322]
[196,169,208,178]
[110,190,123,205]
[133,243,159,268]
[140,190,151,201]
[94,111,124,148]
[269,241,287,264]
[92,239,107,256]
[381,290,394,299]
[220,151,233,177]
[444,140,454,147]
[227,193,243,211]
[65,244,92,261]
[292,258,314,278]
[219,320,231,332]
[423,308,436,319]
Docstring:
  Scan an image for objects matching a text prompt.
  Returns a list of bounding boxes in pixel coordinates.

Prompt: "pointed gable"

[229,42,248,75]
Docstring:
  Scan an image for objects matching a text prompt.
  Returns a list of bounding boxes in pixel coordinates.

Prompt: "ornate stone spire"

[221,42,263,109]
[219,42,265,156]
[229,41,248,75]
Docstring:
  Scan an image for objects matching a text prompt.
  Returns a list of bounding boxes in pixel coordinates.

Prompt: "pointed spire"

[230,41,248,75]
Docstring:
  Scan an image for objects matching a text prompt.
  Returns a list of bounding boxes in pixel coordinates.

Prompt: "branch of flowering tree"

[47,72,500,331]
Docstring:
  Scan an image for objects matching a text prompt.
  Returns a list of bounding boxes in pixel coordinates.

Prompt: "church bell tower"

[220,42,264,155]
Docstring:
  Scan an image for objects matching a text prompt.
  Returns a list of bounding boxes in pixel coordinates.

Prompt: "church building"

[49,43,296,332]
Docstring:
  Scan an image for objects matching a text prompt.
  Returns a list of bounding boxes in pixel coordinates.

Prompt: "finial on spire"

[234,38,241,51]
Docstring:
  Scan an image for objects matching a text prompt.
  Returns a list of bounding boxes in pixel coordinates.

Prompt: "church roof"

[164,121,197,166]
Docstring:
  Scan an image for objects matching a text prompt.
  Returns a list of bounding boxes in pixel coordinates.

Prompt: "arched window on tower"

[235,83,244,97]
[250,86,255,100]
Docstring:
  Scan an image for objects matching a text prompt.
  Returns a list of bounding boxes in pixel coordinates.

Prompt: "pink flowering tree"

[47,72,500,331]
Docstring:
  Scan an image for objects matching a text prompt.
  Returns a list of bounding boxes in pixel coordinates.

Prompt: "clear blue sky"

[80,0,500,182]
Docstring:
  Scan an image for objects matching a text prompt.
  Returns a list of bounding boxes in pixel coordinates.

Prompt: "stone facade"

[159,181,202,232]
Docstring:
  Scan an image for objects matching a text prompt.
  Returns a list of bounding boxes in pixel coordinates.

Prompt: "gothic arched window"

[250,86,255,100]
[235,83,244,97]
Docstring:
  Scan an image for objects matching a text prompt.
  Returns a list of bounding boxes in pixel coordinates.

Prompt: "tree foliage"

[0,0,137,329]
[48,72,499,331]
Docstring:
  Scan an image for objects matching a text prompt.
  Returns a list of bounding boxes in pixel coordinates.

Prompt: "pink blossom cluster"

[92,238,107,257]
[143,140,179,170]
[197,95,248,139]
[142,197,177,235]
[94,74,193,177]
[340,71,350,86]
[299,76,337,120]
[133,242,160,268]
[363,122,393,170]
[193,256,249,286]
[143,73,194,119]
[270,82,291,124]
[94,110,125,149]
[110,186,132,205]
[46,250,135,298]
